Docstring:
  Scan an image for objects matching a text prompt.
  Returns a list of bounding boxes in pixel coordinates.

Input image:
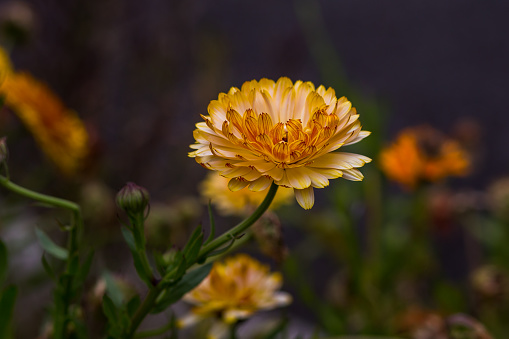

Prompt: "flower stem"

[198,182,279,258]
[0,174,83,339]
[0,175,80,212]
[125,182,279,338]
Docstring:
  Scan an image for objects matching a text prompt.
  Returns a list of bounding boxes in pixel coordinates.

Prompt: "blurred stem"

[229,321,239,339]
[126,183,278,338]
[0,174,83,339]
[130,213,155,284]
[198,183,278,258]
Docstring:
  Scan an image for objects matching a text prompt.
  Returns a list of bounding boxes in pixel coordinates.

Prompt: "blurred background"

[1,0,509,338]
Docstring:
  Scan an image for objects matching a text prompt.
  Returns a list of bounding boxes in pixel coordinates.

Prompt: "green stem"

[0,174,83,339]
[0,175,80,212]
[198,183,278,258]
[126,182,279,338]
[131,213,154,284]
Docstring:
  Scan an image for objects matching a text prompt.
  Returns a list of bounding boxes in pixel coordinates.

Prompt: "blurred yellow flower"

[200,171,293,216]
[0,47,88,175]
[180,254,291,338]
[380,126,469,189]
[189,77,371,209]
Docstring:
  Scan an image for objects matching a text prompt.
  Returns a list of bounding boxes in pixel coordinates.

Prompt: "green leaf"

[103,271,125,307]
[153,251,167,276]
[182,227,204,266]
[0,239,7,283]
[0,285,17,338]
[126,295,141,317]
[35,228,68,260]
[152,263,212,313]
[120,227,136,251]
[204,202,216,245]
[41,254,56,281]
[76,251,94,284]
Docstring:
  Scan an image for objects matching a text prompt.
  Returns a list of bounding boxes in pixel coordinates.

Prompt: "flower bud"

[116,182,150,216]
[0,137,7,164]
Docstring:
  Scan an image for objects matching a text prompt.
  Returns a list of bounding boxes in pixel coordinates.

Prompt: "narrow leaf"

[103,271,125,307]
[120,227,136,251]
[76,251,94,284]
[204,201,216,245]
[0,239,7,283]
[35,228,68,260]
[41,254,56,281]
[0,285,17,338]
[152,263,212,313]
[126,295,141,317]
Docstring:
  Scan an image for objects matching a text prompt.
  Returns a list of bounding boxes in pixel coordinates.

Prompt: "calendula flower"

[200,171,293,216]
[380,126,469,190]
[0,47,88,175]
[180,254,291,339]
[189,77,371,209]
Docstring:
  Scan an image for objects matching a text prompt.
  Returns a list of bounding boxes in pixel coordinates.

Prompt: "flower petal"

[294,186,314,209]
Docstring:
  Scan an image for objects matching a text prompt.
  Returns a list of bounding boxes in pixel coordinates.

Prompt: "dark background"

[2,0,508,195]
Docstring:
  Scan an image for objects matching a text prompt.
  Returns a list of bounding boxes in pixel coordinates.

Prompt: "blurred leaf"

[152,263,212,313]
[183,226,204,265]
[35,228,68,260]
[0,239,7,283]
[41,254,56,281]
[153,251,167,276]
[204,202,216,245]
[126,295,140,317]
[103,271,125,307]
[76,251,94,285]
[121,227,136,251]
[0,285,17,338]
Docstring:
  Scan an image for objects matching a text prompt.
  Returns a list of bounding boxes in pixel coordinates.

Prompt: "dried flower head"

[380,125,469,190]
[180,254,291,338]
[200,171,293,216]
[0,47,89,175]
[189,77,371,209]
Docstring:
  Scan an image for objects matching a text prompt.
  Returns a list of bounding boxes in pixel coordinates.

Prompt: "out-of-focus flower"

[0,1,36,45]
[380,126,469,190]
[396,308,493,339]
[200,171,293,216]
[189,77,371,209]
[0,136,7,164]
[0,46,89,175]
[488,177,509,221]
[396,308,448,339]
[180,254,291,339]
[471,265,508,300]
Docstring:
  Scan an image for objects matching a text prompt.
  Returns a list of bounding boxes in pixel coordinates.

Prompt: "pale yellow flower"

[180,254,291,338]
[379,126,469,190]
[200,171,293,216]
[0,47,89,175]
[189,77,371,209]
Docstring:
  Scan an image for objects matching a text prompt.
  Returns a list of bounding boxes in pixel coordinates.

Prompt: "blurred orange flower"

[180,254,291,338]
[200,171,293,216]
[380,126,469,189]
[0,47,89,175]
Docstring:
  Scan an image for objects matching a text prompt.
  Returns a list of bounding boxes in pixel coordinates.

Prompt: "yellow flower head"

[200,171,293,216]
[380,126,469,190]
[0,47,89,175]
[189,77,371,209]
[181,254,291,327]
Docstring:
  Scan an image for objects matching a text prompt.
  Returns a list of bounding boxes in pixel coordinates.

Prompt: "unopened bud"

[116,182,150,216]
[0,137,7,164]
